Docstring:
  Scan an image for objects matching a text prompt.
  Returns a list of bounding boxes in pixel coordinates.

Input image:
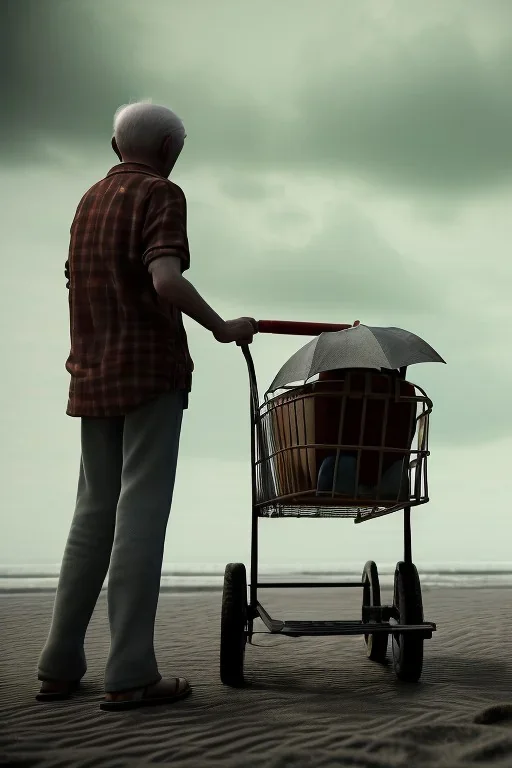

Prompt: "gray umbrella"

[266,324,445,393]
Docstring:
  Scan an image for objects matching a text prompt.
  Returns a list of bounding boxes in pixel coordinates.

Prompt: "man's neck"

[121,158,163,174]
[122,159,153,168]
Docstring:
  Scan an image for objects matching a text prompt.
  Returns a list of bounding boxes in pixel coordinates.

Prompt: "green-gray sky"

[1,0,511,569]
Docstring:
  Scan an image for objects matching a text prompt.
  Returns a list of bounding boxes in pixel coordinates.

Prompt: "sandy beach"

[1,586,512,767]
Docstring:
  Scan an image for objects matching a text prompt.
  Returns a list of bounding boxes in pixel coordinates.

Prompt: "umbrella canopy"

[267,324,445,393]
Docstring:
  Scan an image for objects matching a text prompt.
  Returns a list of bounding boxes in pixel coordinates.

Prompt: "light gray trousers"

[37,390,185,692]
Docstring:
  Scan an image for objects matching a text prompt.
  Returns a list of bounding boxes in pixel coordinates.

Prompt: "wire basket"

[254,370,432,522]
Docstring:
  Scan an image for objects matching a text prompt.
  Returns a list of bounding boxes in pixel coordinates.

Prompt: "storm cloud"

[3,0,512,194]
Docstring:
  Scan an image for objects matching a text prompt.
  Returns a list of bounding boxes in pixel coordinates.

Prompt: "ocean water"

[1,562,512,592]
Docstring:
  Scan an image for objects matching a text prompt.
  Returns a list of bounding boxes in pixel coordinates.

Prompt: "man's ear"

[160,134,173,161]
[111,136,122,161]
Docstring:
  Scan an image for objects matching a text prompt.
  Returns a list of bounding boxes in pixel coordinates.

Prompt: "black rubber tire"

[362,560,388,663]
[220,563,248,687]
[392,561,424,683]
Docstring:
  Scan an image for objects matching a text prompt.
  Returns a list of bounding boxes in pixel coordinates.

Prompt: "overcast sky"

[1,0,511,569]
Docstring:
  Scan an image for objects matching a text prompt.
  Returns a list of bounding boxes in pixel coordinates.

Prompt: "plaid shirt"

[65,162,193,418]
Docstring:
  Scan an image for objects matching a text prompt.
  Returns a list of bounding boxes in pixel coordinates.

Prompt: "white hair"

[113,99,185,157]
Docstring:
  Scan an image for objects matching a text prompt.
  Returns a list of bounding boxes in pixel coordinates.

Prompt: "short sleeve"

[141,181,190,272]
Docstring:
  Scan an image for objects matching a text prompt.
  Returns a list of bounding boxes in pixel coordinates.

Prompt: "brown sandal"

[100,677,191,711]
[36,680,81,701]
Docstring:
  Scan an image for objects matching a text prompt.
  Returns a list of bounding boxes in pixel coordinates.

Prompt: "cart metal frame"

[220,320,437,687]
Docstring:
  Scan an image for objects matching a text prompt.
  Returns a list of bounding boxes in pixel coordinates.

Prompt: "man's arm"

[150,256,258,344]
[143,183,257,344]
[149,255,224,334]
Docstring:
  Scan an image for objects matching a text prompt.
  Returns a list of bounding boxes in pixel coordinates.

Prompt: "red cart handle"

[257,320,360,336]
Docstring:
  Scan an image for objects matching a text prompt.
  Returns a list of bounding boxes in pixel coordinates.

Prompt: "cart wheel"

[362,560,388,664]
[392,562,424,683]
[220,563,248,687]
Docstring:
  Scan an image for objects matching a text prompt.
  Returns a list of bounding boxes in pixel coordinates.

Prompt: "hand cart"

[220,320,436,687]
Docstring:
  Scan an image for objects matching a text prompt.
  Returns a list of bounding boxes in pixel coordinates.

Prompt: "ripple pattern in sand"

[1,588,511,767]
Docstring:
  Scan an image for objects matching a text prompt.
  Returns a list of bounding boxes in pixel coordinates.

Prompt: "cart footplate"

[269,620,435,638]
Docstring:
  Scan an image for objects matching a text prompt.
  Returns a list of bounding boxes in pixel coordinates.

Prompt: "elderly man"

[36,101,257,711]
